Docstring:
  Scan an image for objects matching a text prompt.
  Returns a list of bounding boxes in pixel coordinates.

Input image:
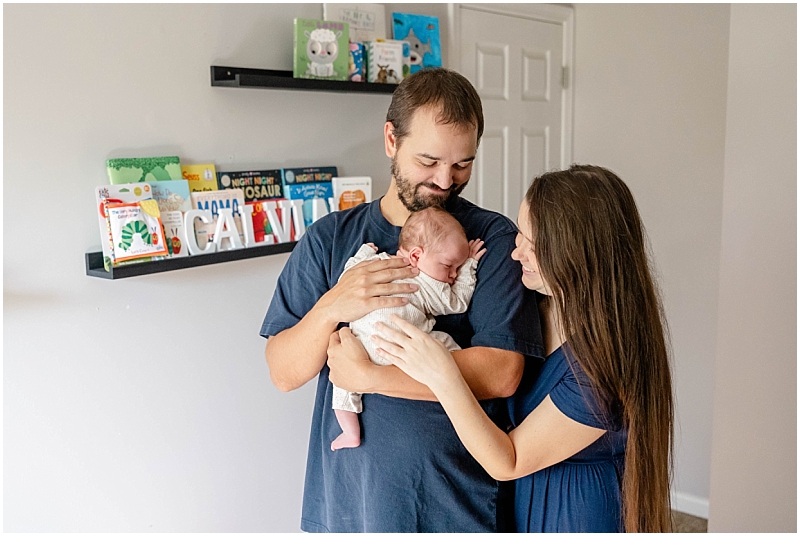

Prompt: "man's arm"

[327,327,524,400]
[265,257,420,392]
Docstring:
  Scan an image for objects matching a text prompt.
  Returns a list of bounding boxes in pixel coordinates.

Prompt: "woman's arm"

[327,328,523,401]
[373,315,605,481]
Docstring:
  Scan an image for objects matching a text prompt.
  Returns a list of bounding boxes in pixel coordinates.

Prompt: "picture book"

[190,189,246,250]
[378,39,411,79]
[181,163,218,192]
[95,183,157,271]
[105,200,169,264]
[293,18,350,81]
[392,13,442,73]
[217,169,286,243]
[282,166,337,228]
[160,210,189,258]
[365,40,404,84]
[150,180,192,213]
[348,41,364,82]
[332,177,372,210]
[106,156,182,184]
[323,3,387,42]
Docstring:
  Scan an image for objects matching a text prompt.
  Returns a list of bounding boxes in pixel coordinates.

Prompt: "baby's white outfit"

[331,243,478,413]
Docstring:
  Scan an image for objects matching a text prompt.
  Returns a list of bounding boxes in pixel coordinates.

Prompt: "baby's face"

[416,235,470,285]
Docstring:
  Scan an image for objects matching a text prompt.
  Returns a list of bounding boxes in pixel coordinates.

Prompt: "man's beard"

[391,156,468,212]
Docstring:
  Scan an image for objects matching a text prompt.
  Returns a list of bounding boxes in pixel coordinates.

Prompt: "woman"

[368,165,674,532]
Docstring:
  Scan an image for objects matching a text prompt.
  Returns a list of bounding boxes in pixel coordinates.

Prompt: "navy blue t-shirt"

[261,197,543,532]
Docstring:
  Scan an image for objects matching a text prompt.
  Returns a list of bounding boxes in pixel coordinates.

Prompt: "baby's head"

[398,207,470,285]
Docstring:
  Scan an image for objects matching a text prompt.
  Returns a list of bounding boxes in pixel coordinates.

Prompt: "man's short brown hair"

[386,68,484,149]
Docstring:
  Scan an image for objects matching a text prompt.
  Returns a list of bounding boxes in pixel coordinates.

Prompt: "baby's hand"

[366,242,378,252]
[469,239,486,261]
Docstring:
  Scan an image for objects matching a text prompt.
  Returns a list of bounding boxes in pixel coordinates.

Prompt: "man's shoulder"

[449,197,517,239]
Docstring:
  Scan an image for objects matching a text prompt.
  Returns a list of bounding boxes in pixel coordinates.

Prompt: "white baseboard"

[671,491,709,519]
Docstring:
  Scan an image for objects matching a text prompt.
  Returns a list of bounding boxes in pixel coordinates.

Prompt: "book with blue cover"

[392,13,442,74]
[281,166,337,228]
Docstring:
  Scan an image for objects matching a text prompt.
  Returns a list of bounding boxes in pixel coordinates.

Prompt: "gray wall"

[708,4,797,532]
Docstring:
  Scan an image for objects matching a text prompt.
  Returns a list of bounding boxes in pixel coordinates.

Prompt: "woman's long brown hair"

[526,165,674,532]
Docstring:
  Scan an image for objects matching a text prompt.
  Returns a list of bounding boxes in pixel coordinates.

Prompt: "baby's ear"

[407,246,423,267]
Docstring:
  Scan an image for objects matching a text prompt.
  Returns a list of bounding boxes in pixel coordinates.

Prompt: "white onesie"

[331,243,478,413]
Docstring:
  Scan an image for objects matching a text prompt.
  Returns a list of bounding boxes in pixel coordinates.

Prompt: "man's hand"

[315,257,420,325]
[327,327,379,393]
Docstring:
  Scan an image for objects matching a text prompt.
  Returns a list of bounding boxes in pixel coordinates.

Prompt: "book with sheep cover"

[106,156,182,184]
[293,18,350,81]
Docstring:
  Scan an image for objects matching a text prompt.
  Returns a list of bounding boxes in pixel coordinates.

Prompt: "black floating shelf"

[211,66,397,94]
[85,242,297,280]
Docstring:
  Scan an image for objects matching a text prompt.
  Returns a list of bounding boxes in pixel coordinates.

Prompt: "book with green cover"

[293,18,350,81]
[106,156,182,184]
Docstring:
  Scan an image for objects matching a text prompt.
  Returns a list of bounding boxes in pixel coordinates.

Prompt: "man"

[260,68,543,532]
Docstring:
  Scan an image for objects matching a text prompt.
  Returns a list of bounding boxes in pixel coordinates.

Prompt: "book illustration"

[190,189,246,250]
[323,3,387,42]
[293,19,349,81]
[332,177,372,210]
[105,200,168,264]
[349,42,364,82]
[95,183,156,271]
[365,40,404,84]
[160,210,189,257]
[150,180,191,213]
[181,163,218,192]
[106,156,182,184]
[392,13,442,73]
[282,167,337,228]
[217,169,286,243]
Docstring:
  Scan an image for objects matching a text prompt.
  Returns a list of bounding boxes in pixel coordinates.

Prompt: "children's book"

[332,177,372,210]
[323,3,386,42]
[392,13,442,73]
[150,180,192,213]
[348,41,364,82]
[105,200,169,264]
[160,210,189,258]
[293,18,350,81]
[181,163,218,192]
[190,189,246,250]
[217,169,286,243]
[282,166,337,228]
[95,183,157,271]
[365,40,404,84]
[106,156,182,184]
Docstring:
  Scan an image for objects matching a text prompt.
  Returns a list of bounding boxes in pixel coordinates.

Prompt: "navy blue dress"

[505,346,626,532]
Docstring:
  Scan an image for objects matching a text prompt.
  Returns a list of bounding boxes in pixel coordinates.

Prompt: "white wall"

[3,4,396,531]
[708,4,797,532]
[572,4,731,515]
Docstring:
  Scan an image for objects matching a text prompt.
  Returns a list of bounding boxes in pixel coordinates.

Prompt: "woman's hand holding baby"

[372,315,463,394]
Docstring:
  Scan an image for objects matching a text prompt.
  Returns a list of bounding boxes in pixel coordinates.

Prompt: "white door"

[456,4,573,218]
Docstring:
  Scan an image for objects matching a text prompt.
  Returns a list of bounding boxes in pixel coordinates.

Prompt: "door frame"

[447,3,574,169]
